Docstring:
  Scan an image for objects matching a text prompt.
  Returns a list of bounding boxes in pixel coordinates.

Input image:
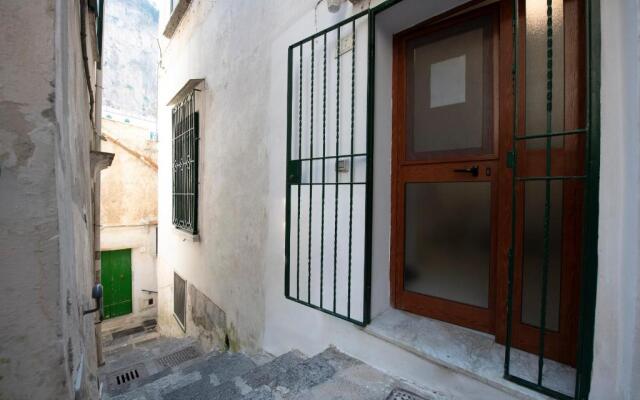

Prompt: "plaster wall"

[101,118,158,227]
[591,0,640,399]
[156,0,319,352]
[0,0,100,398]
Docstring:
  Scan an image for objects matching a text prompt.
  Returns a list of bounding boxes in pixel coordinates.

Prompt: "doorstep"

[364,309,575,400]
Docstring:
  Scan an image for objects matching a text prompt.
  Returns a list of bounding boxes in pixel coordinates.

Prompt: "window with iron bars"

[172,91,199,234]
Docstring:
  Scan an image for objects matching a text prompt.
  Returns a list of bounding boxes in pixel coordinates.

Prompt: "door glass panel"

[406,15,494,160]
[525,0,565,148]
[404,182,491,308]
[521,181,562,331]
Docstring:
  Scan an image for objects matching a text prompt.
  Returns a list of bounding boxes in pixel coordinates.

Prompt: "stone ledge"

[365,309,574,400]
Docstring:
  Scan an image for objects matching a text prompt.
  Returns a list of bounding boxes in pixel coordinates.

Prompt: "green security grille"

[504,1,600,400]
[172,91,199,234]
[285,11,372,326]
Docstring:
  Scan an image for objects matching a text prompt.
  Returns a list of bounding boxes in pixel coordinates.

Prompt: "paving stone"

[244,350,306,389]
[181,351,257,382]
[242,386,275,400]
[163,353,257,400]
[271,353,336,393]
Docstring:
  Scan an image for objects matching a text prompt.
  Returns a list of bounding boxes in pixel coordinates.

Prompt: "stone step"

[167,350,307,400]
[101,339,204,398]
[162,352,259,400]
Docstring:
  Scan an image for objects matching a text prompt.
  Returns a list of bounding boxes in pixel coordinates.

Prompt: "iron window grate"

[172,91,199,234]
[174,272,187,330]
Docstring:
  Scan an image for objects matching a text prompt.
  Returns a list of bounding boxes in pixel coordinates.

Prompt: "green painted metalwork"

[574,1,601,398]
[101,249,133,319]
[172,91,199,234]
[504,0,601,399]
[285,12,371,326]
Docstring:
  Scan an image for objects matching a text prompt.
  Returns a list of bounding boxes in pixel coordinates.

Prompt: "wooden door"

[391,6,500,334]
[494,0,586,367]
[102,249,133,319]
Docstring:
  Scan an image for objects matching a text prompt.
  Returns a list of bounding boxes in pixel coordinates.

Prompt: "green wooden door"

[101,249,133,319]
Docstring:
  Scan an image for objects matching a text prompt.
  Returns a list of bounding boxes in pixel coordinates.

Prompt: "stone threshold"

[364,309,575,400]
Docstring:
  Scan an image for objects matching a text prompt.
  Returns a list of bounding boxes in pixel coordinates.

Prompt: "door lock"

[453,165,479,177]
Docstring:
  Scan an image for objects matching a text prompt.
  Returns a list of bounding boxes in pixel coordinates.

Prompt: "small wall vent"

[174,272,187,330]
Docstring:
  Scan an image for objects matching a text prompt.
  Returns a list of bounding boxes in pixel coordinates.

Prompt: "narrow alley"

[2,1,640,400]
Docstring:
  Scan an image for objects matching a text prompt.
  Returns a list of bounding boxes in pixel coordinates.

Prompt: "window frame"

[172,90,199,235]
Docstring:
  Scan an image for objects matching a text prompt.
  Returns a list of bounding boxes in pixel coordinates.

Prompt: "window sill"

[173,227,200,243]
[163,0,192,38]
[364,309,574,400]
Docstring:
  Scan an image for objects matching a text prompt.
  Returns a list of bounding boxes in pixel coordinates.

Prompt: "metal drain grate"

[107,363,148,389]
[155,346,199,368]
[386,388,429,400]
[111,325,145,340]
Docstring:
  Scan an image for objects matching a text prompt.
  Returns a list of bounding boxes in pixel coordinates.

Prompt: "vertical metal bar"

[172,108,176,225]
[505,0,520,377]
[363,11,374,325]
[537,0,554,385]
[333,25,341,313]
[193,93,199,234]
[297,45,303,300]
[285,46,294,299]
[320,34,327,308]
[347,20,356,318]
[308,39,315,303]
[575,0,600,397]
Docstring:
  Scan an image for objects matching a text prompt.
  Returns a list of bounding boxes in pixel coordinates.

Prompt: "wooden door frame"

[390,0,585,366]
[390,3,501,334]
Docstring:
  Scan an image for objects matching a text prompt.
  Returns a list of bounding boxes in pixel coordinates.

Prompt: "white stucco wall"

[591,0,640,399]
[0,0,101,398]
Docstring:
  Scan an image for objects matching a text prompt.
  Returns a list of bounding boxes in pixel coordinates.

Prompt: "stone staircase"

[99,325,439,400]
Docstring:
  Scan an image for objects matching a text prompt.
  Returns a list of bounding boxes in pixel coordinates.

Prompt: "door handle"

[453,165,479,177]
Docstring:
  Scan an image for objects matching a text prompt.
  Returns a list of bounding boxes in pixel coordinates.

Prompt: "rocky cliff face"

[103,0,159,121]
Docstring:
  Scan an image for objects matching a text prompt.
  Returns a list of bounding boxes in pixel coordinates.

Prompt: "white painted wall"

[591,0,640,399]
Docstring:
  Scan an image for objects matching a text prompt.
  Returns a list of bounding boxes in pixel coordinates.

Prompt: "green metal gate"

[504,1,600,399]
[285,11,372,325]
[102,249,133,319]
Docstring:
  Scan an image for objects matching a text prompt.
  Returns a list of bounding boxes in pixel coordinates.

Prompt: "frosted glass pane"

[404,182,491,308]
[521,181,562,331]
[406,14,494,160]
[525,0,565,148]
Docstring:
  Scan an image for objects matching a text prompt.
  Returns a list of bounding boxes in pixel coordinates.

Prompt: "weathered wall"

[0,0,100,398]
[101,118,158,226]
